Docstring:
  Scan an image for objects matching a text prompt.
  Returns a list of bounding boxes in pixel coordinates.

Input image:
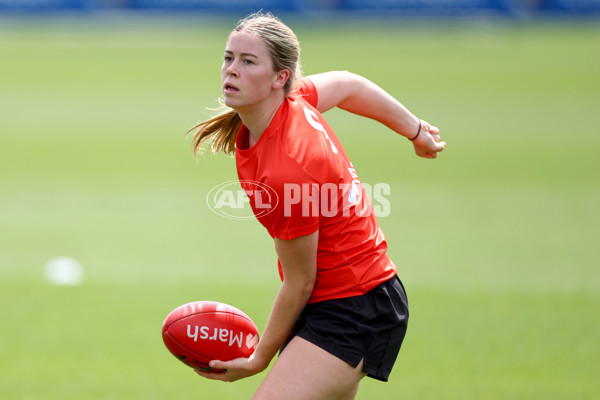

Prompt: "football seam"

[164,331,207,360]
[166,310,255,328]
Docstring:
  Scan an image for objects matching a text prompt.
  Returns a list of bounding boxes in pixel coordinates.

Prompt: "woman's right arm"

[196,231,318,382]
[307,71,446,159]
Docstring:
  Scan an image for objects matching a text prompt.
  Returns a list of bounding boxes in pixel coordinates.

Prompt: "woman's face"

[221,32,281,111]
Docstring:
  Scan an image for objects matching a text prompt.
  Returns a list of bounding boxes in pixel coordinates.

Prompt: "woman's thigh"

[252,336,366,400]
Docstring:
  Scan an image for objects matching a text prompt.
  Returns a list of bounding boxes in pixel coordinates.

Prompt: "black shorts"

[281,275,409,382]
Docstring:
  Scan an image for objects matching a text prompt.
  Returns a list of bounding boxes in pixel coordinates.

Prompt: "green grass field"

[1,15,599,399]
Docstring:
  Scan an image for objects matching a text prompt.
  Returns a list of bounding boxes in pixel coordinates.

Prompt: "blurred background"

[1,1,599,399]
[1,0,599,15]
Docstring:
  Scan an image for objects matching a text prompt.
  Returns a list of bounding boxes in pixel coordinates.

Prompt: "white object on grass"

[44,257,84,286]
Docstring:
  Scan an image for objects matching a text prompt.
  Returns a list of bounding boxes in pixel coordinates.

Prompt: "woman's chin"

[223,97,241,110]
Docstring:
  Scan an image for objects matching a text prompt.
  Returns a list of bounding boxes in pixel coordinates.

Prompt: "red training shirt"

[235,78,397,303]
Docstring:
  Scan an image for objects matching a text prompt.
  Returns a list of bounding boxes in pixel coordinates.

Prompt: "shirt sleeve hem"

[273,223,319,241]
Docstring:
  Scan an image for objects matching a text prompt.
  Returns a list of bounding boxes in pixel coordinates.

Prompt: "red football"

[162,301,259,372]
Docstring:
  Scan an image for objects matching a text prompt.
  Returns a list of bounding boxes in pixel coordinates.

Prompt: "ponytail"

[189,12,301,157]
[187,106,242,157]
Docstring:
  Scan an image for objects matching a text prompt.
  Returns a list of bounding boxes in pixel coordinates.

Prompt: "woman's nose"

[226,62,239,77]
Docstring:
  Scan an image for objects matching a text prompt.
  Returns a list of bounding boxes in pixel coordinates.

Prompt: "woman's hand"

[196,232,318,383]
[194,353,268,382]
[412,120,446,159]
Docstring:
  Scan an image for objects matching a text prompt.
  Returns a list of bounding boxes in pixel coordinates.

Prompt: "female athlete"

[189,12,446,400]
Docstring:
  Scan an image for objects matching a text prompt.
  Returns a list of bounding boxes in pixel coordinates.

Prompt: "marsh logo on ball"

[206,180,279,220]
[186,324,259,350]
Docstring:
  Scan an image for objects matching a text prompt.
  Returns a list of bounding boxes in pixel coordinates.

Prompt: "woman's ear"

[273,69,290,90]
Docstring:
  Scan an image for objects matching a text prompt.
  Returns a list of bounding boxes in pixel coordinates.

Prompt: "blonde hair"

[188,12,301,156]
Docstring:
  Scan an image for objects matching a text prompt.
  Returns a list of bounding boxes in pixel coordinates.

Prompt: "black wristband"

[409,120,422,141]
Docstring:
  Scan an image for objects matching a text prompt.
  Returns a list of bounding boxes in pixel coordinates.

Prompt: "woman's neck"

[237,94,285,147]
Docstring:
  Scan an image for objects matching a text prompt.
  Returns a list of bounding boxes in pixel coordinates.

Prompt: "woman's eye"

[243,59,254,65]
[224,56,233,62]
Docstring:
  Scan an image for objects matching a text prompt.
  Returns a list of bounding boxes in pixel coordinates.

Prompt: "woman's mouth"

[223,83,239,93]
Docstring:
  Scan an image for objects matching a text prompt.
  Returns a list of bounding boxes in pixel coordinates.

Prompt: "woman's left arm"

[307,71,446,159]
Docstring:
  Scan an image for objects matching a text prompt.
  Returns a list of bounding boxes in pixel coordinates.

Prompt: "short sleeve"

[293,77,319,108]
[260,169,321,241]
